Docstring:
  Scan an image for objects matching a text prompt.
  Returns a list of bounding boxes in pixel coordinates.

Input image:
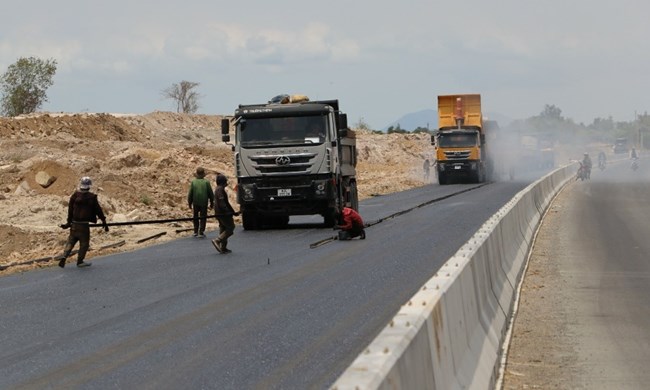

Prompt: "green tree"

[387,124,408,134]
[162,80,201,113]
[0,57,57,116]
[412,126,431,134]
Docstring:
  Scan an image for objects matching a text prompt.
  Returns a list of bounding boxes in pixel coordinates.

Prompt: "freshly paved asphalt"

[0,176,540,389]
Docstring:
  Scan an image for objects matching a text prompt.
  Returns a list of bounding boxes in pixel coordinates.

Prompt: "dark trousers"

[216,215,235,248]
[192,205,209,234]
[339,225,364,240]
[63,223,91,263]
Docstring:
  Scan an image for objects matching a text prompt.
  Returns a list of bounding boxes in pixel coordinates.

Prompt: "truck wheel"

[323,209,337,227]
[349,182,359,211]
[242,212,259,230]
[473,167,482,183]
[438,173,447,185]
[268,215,289,229]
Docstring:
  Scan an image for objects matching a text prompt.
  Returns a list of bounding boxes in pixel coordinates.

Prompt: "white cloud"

[2,0,650,126]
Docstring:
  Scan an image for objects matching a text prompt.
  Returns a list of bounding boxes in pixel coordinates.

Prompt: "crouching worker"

[211,174,239,254]
[336,206,366,240]
[58,176,109,268]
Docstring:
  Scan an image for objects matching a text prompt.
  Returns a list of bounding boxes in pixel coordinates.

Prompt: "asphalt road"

[1,177,539,389]
[503,158,650,389]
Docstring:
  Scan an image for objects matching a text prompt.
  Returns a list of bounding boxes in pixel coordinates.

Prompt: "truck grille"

[249,153,317,176]
[443,150,471,161]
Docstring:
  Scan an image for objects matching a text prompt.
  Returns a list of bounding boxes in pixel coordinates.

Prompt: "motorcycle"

[576,162,589,181]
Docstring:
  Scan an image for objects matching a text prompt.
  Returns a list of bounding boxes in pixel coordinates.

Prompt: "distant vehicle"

[576,162,589,181]
[431,94,493,184]
[613,138,628,154]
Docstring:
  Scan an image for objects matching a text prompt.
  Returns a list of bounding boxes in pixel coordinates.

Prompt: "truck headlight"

[314,180,328,197]
[470,162,477,170]
[240,184,255,201]
[438,163,445,171]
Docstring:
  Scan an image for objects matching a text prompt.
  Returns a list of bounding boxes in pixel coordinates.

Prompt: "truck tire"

[349,181,359,211]
[242,212,259,230]
[323,208,337,227]
[473,167,482,183]
[438,172,447,185]
[268,215,289,229]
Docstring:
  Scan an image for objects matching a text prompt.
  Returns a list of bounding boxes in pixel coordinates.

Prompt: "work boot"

[76,261,91,268]
[198,233,205,238]
[222,248,232,254]
[360,230,366,240]
[211,238,223,253]
[58,256,66,268]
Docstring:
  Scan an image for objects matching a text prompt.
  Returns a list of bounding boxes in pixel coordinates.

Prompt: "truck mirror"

[430,134,435,146]
[338,113,348,130]
[221,118,231,143]
[221,118,230,135]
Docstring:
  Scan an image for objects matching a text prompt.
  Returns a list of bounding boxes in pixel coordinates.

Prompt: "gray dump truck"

[220,95,358,230]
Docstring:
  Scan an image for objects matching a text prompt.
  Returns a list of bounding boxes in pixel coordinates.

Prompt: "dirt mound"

[0,112,434,274]
[0,113,148,142]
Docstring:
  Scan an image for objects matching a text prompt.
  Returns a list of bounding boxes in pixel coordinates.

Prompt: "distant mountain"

[383,109,514,132]
[383,109,437,132]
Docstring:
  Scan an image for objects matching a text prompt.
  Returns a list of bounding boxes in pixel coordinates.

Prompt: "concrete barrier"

[332,165,576,390]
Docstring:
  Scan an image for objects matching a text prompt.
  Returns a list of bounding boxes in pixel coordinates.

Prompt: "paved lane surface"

[1,179,536,389]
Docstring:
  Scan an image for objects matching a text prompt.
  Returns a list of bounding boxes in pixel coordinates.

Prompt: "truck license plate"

[277,189,292,196]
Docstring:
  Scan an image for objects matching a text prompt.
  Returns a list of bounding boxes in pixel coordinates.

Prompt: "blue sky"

[2,0,649,129]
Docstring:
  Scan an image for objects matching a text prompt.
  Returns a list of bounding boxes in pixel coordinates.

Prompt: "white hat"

[79,176,92,190]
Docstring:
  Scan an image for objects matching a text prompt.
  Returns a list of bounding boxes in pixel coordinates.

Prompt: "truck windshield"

[437,133,478,148]
[239,115,328,147]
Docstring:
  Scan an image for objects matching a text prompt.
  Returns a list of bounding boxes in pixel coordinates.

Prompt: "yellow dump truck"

[431,94,493,184]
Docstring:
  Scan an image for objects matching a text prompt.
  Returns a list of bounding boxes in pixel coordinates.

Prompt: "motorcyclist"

[630,147,639,171]
[597,151,606,169]
[582,152,592,179]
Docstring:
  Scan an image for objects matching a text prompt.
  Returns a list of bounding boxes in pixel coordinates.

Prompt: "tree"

[162,81,201,113]
[0,57,57,117]
[354,117,372,131]
[387,124,408,134]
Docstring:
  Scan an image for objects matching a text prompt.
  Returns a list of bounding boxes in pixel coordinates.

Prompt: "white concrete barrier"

[332,165,576,390]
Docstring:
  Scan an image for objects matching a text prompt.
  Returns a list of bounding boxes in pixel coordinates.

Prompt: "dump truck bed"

[437,94,482,129]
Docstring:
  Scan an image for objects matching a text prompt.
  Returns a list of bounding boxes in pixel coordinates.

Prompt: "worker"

[423,158,431,182]
[58,176,108,268]
[336,206,366,240]
[211,174,238,254]
[187,167,214,238]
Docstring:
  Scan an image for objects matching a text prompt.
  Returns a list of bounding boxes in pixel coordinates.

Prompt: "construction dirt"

[0,112,434,274]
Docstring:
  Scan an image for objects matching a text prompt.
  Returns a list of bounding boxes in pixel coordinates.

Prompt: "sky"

[2,0,649,129]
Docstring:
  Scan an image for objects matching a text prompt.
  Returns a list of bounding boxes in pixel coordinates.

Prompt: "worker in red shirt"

[336,206,366,240]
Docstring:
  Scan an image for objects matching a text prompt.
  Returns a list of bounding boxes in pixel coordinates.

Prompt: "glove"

[60,223,71,229]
